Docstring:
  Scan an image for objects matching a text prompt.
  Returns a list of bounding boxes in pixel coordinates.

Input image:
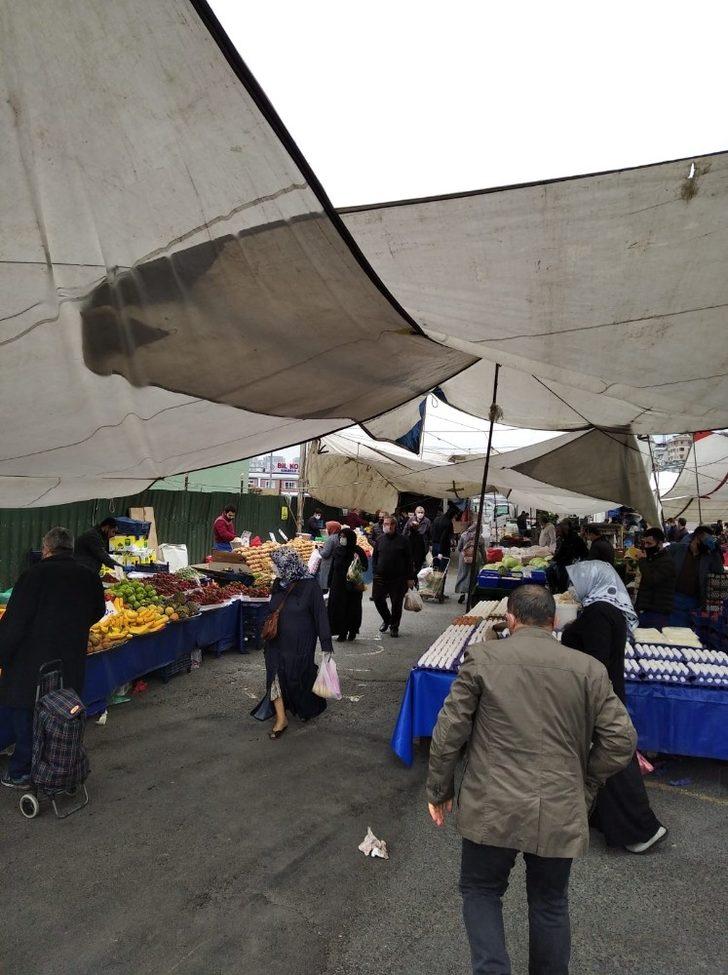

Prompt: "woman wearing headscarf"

[315,521,341,594]
[561,561,667,854]
[454,522,487,604]
[327,527,369,641]
[251,548,333,739]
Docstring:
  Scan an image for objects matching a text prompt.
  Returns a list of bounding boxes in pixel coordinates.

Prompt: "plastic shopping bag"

[404,589,423,613]
[636,750,655,776]
[307,549,322,575]
[313,652,342,700]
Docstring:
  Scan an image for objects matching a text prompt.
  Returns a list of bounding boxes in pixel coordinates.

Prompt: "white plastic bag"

[313,652,342,700]
[404,589,423,613]
[308,549,322,575]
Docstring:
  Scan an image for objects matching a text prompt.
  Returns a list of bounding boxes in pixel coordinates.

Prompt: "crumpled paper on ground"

[358,827,389,859]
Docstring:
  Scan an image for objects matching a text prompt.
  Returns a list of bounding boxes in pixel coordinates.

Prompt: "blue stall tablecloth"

[391,668,728,766]
[83,600,261,716]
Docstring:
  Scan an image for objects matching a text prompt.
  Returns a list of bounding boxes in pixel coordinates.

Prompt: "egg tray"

[625,642,728,688]
[417,620,496,672]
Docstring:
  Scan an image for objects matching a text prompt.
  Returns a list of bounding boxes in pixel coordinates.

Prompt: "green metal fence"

[0,490,295,588]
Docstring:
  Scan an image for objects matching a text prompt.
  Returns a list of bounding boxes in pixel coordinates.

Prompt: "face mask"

[644,547,658,559]
[339,537,348,546]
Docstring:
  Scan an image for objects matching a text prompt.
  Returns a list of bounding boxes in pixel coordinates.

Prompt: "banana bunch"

[88,611,131,653]
[88,600,169,653]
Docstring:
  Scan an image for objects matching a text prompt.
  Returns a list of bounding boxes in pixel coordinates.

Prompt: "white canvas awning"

[661,432,728,521]
[341,154,728,436]
[0,0,471,507]
[307,427,660,523]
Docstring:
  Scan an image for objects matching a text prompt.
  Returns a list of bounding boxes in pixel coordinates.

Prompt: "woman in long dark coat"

[327,527,369,641]
[251,548,333,739]
[561,561,667,854]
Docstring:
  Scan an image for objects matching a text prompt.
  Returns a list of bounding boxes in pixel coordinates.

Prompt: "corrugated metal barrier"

[0,490,295,588]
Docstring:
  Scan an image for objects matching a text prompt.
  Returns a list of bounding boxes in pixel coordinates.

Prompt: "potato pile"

[240,541,281,581]
[241,537,315,582]
[289,535,315,563]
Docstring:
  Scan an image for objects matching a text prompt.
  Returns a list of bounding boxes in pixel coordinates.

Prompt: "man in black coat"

[372,516,415,638]
[74,517,123,575]
[547,520,590,592]
[431,506,458,571]
[0,527,106,787]
[585,526,615,565]
[634,527,677,628]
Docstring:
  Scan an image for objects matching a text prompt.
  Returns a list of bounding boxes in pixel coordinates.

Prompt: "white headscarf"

[566,560,638,633]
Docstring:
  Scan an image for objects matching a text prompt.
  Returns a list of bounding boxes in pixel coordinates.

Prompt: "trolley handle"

[36,659,64,701]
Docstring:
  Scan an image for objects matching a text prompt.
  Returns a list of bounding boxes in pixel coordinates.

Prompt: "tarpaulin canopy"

[307,427,660,523]
[341,153,728,436]
[0,0,472,507]
[661,432,728,521]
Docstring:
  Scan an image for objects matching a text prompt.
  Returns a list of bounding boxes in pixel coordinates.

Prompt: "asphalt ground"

[1,589,726,975]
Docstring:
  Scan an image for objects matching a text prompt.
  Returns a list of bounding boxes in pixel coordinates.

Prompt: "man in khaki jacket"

[427,585,636,975]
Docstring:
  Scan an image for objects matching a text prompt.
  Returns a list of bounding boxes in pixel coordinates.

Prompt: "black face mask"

[644,548,659,559]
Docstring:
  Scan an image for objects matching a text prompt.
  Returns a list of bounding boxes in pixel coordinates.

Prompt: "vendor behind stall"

[74,517,122,575]
[585,526,615,565]
[212,505,237,552]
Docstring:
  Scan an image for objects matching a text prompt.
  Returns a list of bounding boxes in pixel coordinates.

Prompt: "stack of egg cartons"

[681,646,728,687]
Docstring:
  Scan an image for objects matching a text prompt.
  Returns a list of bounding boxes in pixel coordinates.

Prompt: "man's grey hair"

[507,585,556,626]
[43,526,74,553]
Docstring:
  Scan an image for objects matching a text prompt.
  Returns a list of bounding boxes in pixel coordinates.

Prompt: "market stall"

[81,568,272,716]
[391,605,728,765]
[83,599,269,717]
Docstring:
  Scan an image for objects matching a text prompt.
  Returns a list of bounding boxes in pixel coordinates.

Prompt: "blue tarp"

[391,667,728,766]
[83,601,269,716]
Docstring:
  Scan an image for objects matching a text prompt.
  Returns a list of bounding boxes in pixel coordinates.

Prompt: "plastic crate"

[477,570,530,591]
[113,516,151,538]
[157,653,192,683]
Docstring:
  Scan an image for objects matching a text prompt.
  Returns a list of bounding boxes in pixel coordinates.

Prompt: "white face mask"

[339,537,348,546]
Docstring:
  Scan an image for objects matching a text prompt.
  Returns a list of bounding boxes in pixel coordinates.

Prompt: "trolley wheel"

[19,793,40,819]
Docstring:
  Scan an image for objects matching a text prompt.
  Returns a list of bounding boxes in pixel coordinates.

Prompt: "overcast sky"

[211,1,725,457]
[212,0,725,206]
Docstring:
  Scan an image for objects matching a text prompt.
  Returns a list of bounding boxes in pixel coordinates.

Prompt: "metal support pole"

[692,435,704,524]
[644,436,664,528]
[466,364,501,612]
[295,441,308,535]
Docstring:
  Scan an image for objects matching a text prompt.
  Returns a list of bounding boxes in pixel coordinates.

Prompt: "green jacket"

[427,626,636,858]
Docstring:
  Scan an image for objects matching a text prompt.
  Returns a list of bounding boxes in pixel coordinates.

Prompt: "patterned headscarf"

[271,547,311,584]
[567,561,638,633]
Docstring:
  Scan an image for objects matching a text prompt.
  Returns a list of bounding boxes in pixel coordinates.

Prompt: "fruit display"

[145,573,199,597]
[88,603,168,653]
[109,579,165,609]
[194,585,229,607]
[175,566,205,582]
[161,593,201,620]
[219,582,271,599]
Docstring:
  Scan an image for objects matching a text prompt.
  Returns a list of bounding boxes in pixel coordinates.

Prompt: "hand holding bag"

[404,589,423,613]
[312,652,342,700]
[261,582,298,642]
[346,553,366,592]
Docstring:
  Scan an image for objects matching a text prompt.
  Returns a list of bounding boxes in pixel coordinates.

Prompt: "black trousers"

[592,753,661,846]
[460,839,572,975]
[372,576,407,629]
